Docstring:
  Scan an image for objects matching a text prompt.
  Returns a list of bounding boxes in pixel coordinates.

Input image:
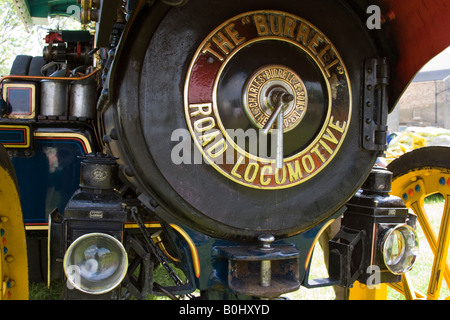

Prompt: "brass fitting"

[78,0,100,24]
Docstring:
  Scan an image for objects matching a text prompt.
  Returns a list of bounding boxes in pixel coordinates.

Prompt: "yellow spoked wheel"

[388,146,450,300]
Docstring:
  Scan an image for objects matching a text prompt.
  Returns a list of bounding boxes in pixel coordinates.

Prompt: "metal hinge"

[362,58,390,155]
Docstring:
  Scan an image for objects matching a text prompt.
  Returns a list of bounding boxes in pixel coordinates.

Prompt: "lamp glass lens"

[64,233,127,294]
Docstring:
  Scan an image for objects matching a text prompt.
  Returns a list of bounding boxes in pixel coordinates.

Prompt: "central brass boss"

[243,65,307,132]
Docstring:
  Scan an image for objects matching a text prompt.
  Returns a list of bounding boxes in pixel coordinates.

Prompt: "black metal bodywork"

[4,0,450,299]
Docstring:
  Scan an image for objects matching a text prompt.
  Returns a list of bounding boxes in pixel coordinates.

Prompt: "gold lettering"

[283,16,296,38]
[329,116,346,133]
[270,15,283,35]
[319,139,333,155]
[224,23,246,46]
[317,44,330,67]
[287,160,303,182]
[260,165,272,186]
[205,138,227,158]
[253,14,269,35]
[251,108,260,116]
[212,31,235,55]
[302,154,315,174]
[296,22,310,46]
[189,103,212,117]
[202,42,224,61]
[308,33,323,55]
[322,127,338,145]
[275,166,287,184]
[199,130,220,147]
[311,144,326,163]
[231,155,245,179]
[255,112,268,125]
[194,117,215,132]
[324,59,340,78]
[244,162,259,183]
[249,86,259,94]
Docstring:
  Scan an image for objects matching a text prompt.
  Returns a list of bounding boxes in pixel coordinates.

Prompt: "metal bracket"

[328,227,366,288]
[122,235,154,300]
[362,58,390,155]
[216,240,301,298]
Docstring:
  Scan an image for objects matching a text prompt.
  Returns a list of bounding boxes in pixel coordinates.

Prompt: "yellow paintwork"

[389,167,450,300]
[0,145,28,300]
[0,125,31,149]
[349,282,387,300]
[169,224,201,279]
[350,161,450,300]
[125,222,201,279]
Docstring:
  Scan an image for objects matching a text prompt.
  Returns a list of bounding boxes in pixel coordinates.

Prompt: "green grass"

[30,196,450,300]
[387,199,450,300]
[283,195,450,300]
[29,281,63,300]
[29,262,190,300]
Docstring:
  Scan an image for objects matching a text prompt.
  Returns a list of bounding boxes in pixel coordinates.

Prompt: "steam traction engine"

[0,0,449,300]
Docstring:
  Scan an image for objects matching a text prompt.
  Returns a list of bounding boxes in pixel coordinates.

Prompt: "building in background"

[388,69,450,131]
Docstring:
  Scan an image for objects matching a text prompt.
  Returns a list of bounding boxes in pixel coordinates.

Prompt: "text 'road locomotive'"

[0,0,450,300]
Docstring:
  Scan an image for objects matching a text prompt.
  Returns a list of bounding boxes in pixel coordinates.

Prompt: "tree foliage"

[0,0,82,76]
[0,0,41,75]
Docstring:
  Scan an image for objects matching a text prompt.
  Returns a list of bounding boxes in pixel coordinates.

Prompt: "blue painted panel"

[12,138,86,224]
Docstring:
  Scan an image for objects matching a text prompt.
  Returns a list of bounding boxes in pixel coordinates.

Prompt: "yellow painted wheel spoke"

[401,273,416,300]
[390,167,450,299]
[388,277,425,299]
[410,202,438,253]
[411,201,450,291]
[427,195,450,299]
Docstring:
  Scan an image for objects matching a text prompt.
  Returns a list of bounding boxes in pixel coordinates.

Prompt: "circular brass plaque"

[184,10,351,189]
[243,64,307,132]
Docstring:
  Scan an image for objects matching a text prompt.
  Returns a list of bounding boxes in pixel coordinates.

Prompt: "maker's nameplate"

[184,10,351,189]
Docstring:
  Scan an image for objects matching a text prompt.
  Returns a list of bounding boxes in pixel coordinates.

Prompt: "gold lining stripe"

[34,132,93,154]
[31,223,163,230]
[25,225,48,231]
[2,83,36,119]
[304,218,335,270]
[27,222,200,278]
[0,125,31,148]
[124,223,161,229]
[170,224,201,278]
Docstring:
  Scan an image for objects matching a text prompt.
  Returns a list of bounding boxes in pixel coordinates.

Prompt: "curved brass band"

[184,10,351,189]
